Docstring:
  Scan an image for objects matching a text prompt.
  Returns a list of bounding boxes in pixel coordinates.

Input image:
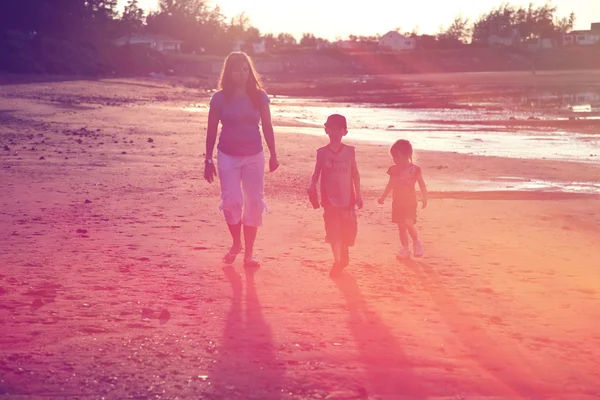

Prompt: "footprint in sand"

[30,298,44,311]
[141,308,171,324]
[159,309,170,324]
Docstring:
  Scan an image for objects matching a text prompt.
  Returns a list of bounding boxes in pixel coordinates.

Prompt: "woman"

[204,52,279,268]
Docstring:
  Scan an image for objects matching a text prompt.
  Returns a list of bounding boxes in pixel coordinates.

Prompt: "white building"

[334,40,356,50]
[114,34,183,52]
[487,29,522,47]
[562,30,600,46]
[316,42,332,51]
[379,31,416,51]
[488,35,514,46]
[233,40,267,54]
[252,41,266,54]
[524,37,554,50]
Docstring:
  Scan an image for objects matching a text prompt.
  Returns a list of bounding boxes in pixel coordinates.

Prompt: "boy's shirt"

[318,144,356,209]
[387,163,421,203]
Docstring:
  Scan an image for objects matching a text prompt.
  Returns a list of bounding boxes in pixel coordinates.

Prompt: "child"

[378,139,428,259]
[308,114,363,277]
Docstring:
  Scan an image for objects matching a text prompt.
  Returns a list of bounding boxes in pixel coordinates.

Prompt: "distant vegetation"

[0,0,595,76]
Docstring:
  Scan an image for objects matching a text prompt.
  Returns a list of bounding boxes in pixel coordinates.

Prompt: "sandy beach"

[1,76,600,399]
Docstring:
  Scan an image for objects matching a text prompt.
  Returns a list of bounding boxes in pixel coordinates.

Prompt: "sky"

[120,0,599,40]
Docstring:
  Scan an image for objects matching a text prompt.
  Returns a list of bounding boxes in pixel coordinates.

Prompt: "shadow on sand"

[333,273,428,399]
[400,257,556,398]
[209,266,286,400]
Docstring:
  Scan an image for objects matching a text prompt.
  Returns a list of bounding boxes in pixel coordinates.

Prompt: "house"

[114,34,183,52]
[488,34,511,46]
[487,29,521,47]
[524,37,554,50]
[562,23,600,46]
[334,40,356,50]
[379,31,416,51]
[330,40,376,52]
[233,40,267,54]
[253,59,284,73]
[252,41,266,54]
[210,59,284,74]
[562,30,600,46]
[316,42,332,51]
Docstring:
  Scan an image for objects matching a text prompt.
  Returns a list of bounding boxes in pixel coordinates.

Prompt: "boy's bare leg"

[330,242,341,264]
[329,242,343,277]
[340,244,350,269]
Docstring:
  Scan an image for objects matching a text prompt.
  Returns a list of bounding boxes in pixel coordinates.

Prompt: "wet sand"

[1,77,600,399]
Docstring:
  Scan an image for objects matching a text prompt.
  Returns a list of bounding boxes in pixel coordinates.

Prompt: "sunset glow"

[122,0,598,39]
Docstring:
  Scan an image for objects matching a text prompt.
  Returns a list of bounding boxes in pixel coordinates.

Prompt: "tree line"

[0,0,577,55]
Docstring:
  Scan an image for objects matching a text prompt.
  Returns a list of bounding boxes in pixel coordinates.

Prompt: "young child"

[308,114,363,277]
[378,139,428,259]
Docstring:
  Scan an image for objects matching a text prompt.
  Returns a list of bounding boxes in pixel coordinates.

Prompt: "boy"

[308,114,363,277]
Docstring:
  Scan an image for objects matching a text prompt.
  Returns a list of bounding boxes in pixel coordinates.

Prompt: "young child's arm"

[417,172,428,209]
[308,153,322,192]
[307,153,322,208]
[351,157,363,209]
[378,177,393,204]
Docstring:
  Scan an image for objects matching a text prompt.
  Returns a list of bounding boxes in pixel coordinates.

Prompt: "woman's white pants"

[217,150,266,227]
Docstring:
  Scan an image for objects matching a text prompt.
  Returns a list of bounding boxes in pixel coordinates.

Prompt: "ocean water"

[178,98,600,194]
[270,99,600,164]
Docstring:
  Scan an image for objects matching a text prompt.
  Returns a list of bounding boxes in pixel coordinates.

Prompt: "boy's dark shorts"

[392,201,417,225]
[323,206,357,246]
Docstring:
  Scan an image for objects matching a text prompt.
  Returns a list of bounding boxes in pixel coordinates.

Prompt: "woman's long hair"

[218,52,263,108]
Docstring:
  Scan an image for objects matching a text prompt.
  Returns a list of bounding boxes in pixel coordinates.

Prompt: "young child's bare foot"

[396,248,411,260]
[413,241,424,257]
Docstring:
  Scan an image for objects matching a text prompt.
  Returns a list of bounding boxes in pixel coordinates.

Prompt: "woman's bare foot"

[222,243,242,264]
[244,257,260,268]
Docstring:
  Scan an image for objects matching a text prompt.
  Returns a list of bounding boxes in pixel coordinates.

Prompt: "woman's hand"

[377,196,385,205]
[204,160,217,183]
[269,155,280,172]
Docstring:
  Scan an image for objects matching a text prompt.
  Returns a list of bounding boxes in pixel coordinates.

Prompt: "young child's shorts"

[323,206,357,246]
[392,200,417,224]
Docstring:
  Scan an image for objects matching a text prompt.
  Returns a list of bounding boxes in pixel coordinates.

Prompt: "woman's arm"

[259,103,279,171]
[206,105,219,160]
[204,105,219,183]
